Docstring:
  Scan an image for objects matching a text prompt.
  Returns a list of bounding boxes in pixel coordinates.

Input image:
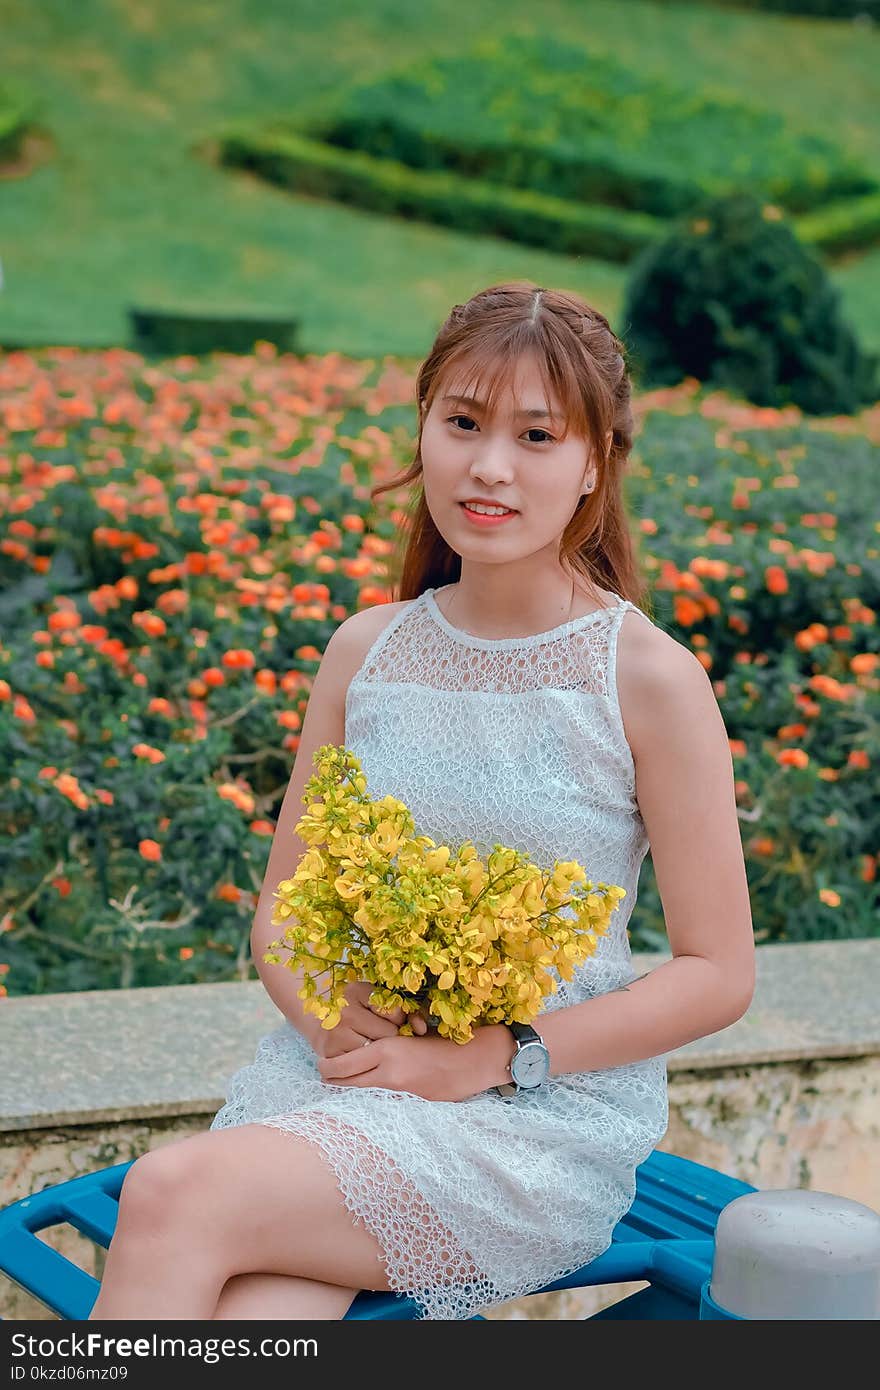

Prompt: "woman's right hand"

[304,980,428,1059]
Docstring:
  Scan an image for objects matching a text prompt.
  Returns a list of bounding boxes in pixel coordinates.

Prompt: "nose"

[467,435,516,488]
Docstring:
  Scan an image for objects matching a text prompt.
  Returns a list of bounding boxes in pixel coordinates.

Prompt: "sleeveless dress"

[209,586,670,1319]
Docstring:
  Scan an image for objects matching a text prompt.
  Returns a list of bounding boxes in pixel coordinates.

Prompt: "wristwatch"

[495,1021,551,1098]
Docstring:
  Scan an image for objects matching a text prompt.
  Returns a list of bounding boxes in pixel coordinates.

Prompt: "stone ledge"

[2,939,878,1133]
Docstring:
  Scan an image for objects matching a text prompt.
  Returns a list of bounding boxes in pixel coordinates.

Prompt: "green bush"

[622,192,880,414]
[706,1,879,18]
[297,32,875,218]
[128,304,300,356]
[0,77,38,163]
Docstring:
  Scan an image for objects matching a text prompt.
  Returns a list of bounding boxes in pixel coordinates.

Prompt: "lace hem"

[253,1112,626,1320]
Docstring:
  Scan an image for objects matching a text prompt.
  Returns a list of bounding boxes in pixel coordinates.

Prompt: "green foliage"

[297,31,876,218]
[622,192,880,414]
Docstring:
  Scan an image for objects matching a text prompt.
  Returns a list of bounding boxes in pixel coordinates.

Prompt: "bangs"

[429,328,591,445]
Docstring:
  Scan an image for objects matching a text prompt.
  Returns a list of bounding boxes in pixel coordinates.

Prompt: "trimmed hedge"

[128,304,300,356]
[220,124,663,264]
[220,120,880,265]
[301,32,876,218]
[706,1,879,18]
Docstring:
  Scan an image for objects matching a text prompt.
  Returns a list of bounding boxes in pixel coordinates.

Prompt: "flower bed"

[0,346,877,996]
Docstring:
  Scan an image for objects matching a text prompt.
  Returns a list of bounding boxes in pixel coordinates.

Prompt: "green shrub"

[0,77,38,162]
[128,304,300,356]
[297,32,875,218]
[706,1,879,18]
[622,192,880,415]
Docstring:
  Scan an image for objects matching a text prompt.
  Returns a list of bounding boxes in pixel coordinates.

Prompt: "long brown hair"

[370,280,654,616]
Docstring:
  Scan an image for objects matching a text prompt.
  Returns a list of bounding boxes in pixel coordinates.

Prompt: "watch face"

[510,1042,549,1088]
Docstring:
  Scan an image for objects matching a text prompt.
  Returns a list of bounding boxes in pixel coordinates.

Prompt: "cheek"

[420,430,457,492]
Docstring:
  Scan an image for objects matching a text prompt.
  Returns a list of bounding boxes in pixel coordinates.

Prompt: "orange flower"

[132,742,166,764]
[222,648,256,669]
[217,782,256,814]
[851,653,879,675]
[777,748,809,768]
[48,608,81,632]
[51,877,72,897]
[765,566,789,595]
[116,576,139,600]
[249,819,275,836]
[216,883,242,903]
[139,839,162,862]
[254,668,277,695]
[179,946,194,960]
[202,667,225,688]
[133,611,167,638]
[276,710,300,730]
[0,680,11,700]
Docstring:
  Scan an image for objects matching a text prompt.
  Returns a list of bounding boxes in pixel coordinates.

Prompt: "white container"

[709,1189,880,1320]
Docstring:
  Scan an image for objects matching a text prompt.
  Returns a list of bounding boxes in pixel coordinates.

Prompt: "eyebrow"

[441,393,557,420]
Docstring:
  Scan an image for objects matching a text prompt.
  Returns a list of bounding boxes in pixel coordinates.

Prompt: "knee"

[117,1144,198,1234]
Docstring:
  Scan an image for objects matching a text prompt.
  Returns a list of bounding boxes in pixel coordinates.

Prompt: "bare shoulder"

[616,608,718,766]
[329,598,413,694]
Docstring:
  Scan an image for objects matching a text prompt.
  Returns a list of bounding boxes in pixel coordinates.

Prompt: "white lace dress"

[210,586,669,1319]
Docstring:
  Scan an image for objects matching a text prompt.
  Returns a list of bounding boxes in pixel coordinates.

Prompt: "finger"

[411,1015,428,1035]
[368,1003,406,1027]
[318,1043,382,1081]
[354,1012,401,1040]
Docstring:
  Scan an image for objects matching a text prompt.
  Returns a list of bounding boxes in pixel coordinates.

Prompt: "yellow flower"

[265,743,628,1044]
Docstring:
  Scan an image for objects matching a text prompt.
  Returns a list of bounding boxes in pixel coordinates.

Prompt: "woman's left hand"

[316,1030,492,1103]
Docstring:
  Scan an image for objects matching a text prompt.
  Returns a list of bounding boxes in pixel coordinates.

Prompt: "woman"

[89,282,755,1321]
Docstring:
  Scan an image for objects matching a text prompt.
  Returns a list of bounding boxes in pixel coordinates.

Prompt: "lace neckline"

[422,586,628,650]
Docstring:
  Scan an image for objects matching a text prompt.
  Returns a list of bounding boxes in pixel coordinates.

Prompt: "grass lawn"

[1,0,879,357]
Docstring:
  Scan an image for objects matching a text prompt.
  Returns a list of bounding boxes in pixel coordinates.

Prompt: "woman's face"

[419,353,598,569]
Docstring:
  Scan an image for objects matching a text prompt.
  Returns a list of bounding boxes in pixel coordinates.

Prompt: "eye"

[445,415,555,444]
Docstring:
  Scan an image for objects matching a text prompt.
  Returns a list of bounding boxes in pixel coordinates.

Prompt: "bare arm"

[247,614,362,1045]
[248,602,418,1050]
[471,630,757,1084]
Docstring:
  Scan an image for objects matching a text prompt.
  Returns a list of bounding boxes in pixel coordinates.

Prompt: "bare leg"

[213,1272,358,1320]
[88,1125,393,1320]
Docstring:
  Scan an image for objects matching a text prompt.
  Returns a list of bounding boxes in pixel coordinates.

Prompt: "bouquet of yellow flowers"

[264,745,626,1045]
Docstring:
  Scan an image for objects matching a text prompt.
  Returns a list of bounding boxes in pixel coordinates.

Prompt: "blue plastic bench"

[0,1148,754,1320]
